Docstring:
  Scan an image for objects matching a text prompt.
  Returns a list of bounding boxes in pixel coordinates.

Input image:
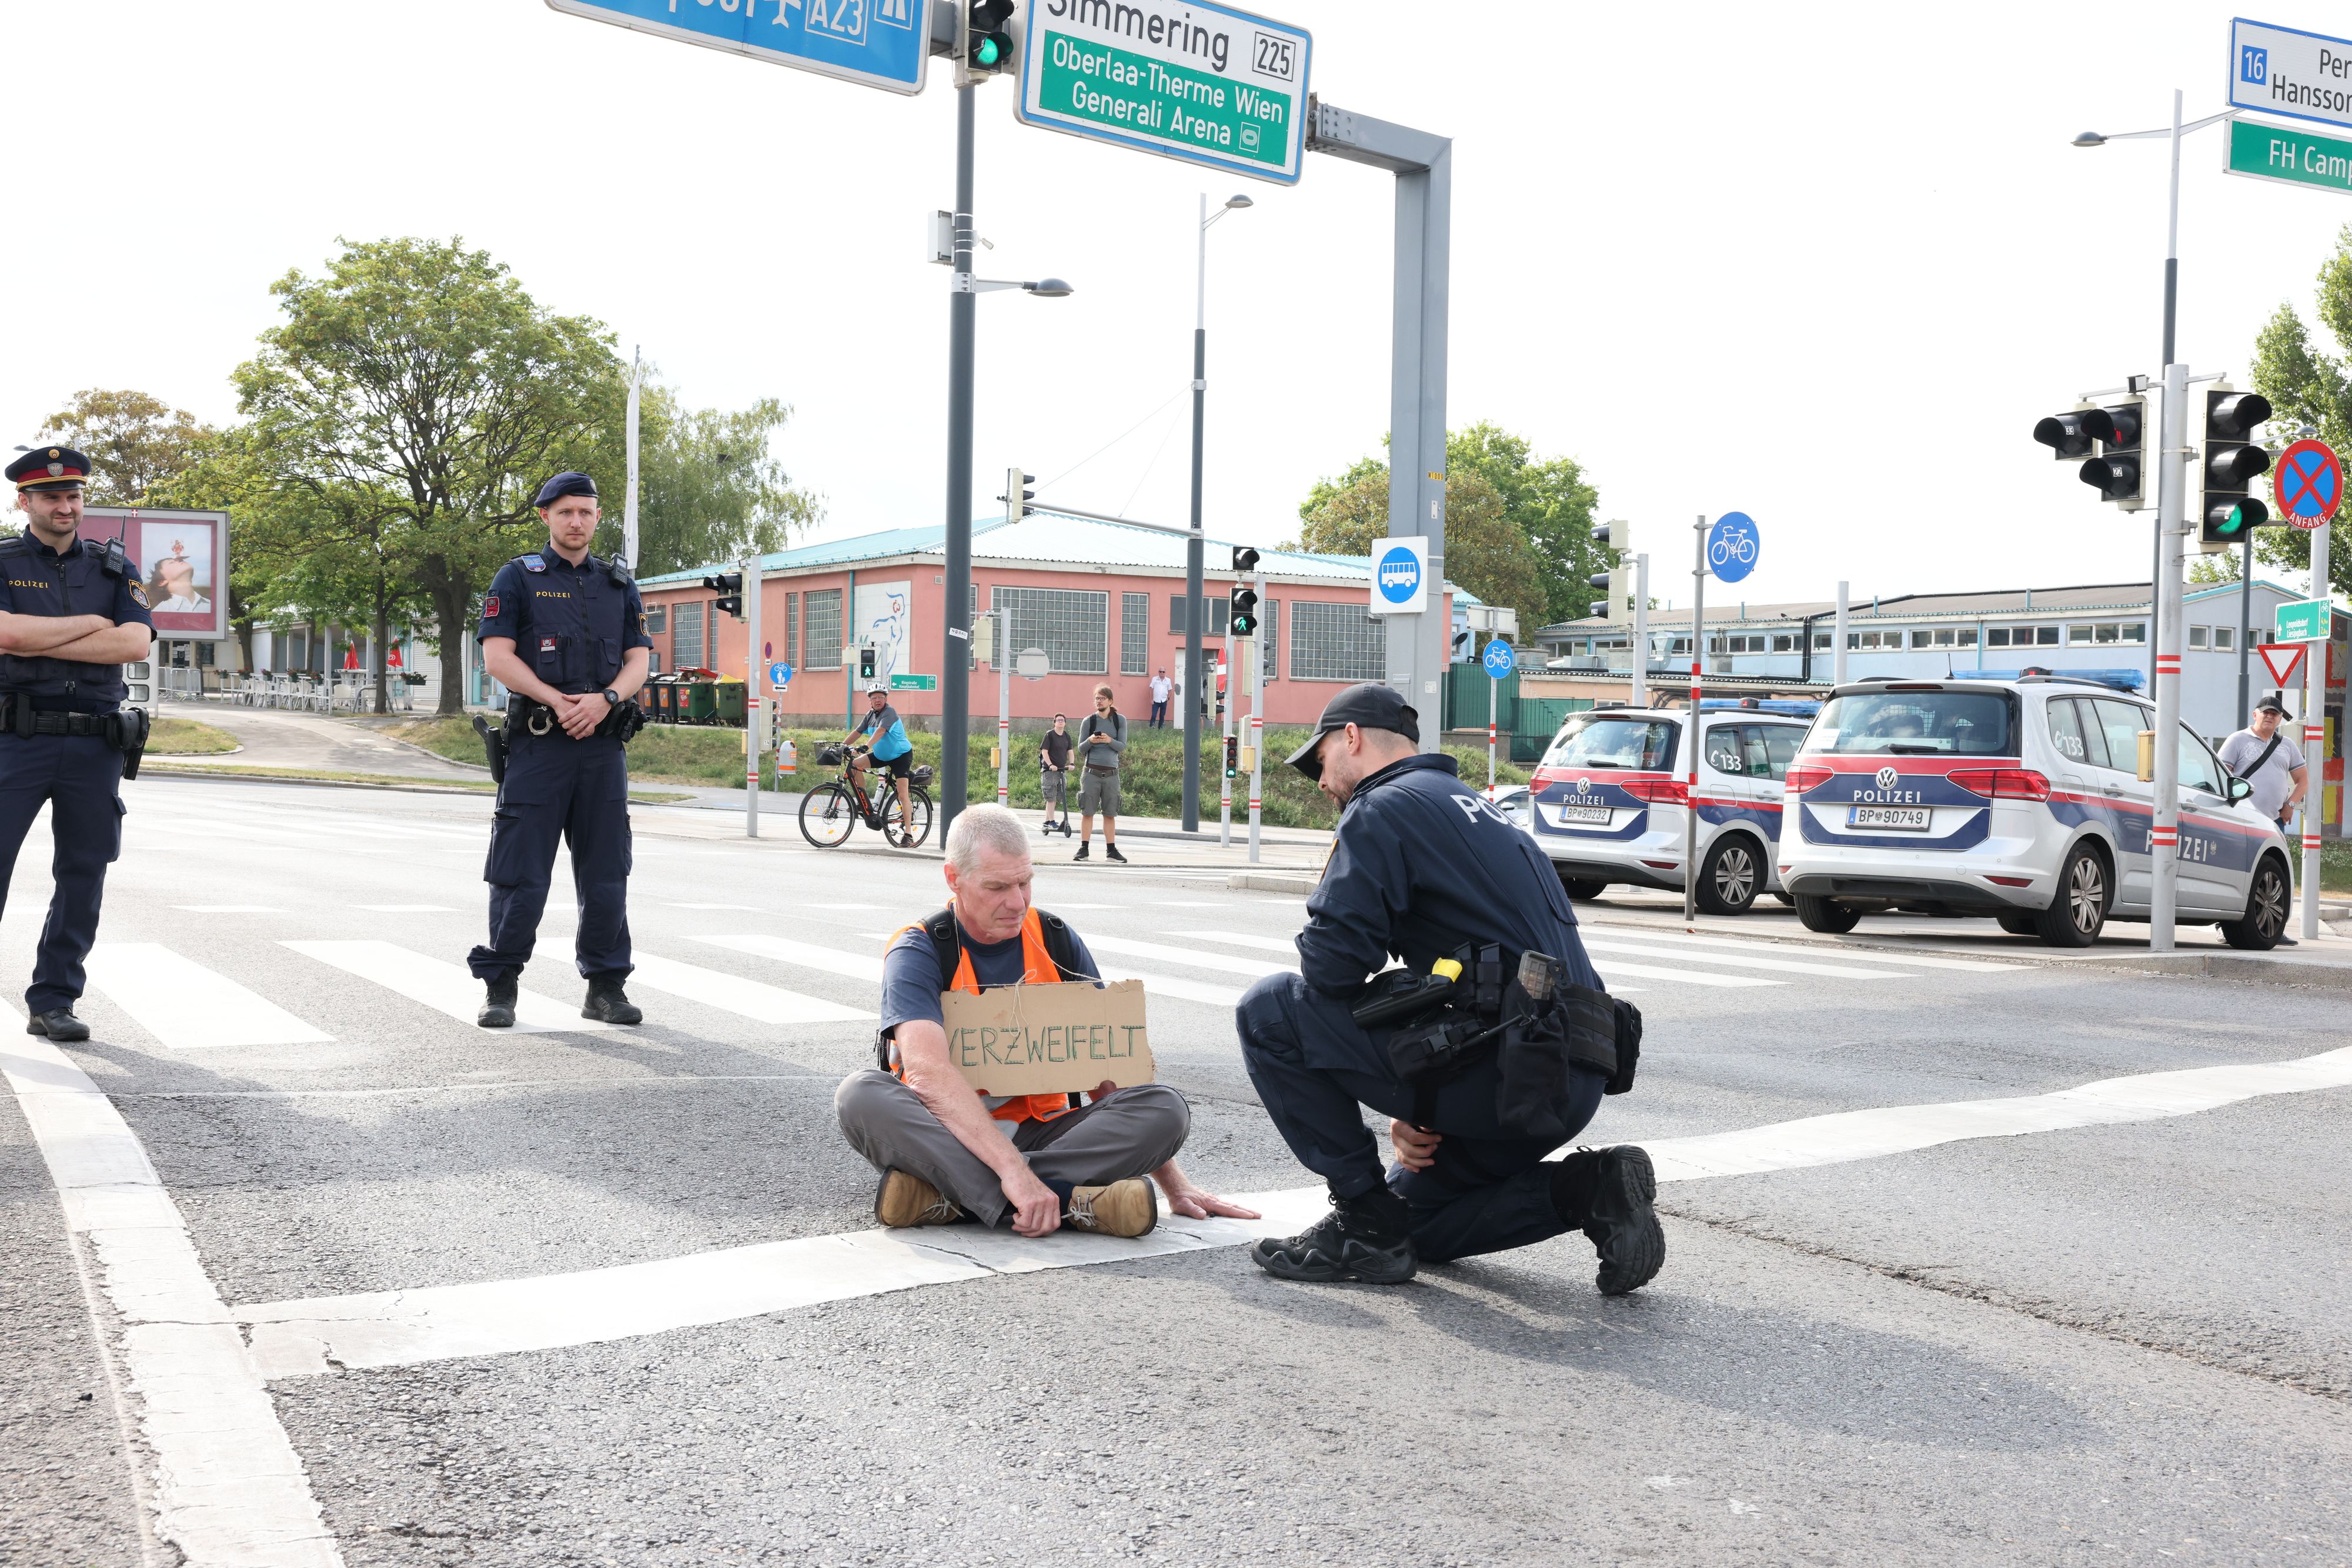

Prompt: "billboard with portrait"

[78,507,229,640]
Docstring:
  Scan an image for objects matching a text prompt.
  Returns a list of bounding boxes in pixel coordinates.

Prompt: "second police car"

[1775,675,2293,948]
[1524,702,1812,914]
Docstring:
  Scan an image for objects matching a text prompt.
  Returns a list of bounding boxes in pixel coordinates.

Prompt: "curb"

[139,767,490,798]
[1230,872,1319,894]
[2093,951,2352,991]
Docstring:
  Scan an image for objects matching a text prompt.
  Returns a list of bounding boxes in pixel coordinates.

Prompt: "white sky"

[10,1,2349,610]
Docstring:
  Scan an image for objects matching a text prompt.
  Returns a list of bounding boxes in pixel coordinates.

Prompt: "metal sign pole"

[2237,531,2254,731]
[1486,658,1497,798]
[744,551,760,840]
[1631,553,1649,708]
[2150,361,2189,952]
[997,613,1011,807]
[1248,568,1265,863]
[2303,517,2331,941]
[624,347,642,570]
[939,83,978,841]
[1220,627,1235,846]
[1686,514,1704,928]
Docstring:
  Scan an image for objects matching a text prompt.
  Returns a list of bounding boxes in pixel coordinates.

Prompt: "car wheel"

[1557,875,1608,901]
[2220,856,2292,951]
[1995,912,2039,937]
[1694,836,1762,916]
[2032,842,2108,948]
[1793,894,1861,934]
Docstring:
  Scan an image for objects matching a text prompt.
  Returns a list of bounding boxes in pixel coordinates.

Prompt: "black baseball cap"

[1286,682,1419,781]
[2255,691,2294,718]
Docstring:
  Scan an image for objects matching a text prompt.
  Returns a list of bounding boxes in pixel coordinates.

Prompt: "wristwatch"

[601,689,620,706]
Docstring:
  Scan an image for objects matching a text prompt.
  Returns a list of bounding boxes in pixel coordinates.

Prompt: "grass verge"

[141,760,689,803]
[148,717,240,755]
[2322,840,2350,896]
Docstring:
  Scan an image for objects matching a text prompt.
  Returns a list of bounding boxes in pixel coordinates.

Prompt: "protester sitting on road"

[1235,683,1661,1293]
[836,804,1258,1238]
[1074,684,1127,863]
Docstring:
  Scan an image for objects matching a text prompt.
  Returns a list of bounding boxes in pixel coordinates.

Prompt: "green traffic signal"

[976,35,1000,66]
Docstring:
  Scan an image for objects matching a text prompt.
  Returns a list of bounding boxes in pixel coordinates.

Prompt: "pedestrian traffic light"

[1005,467,1033,523]
[1229,584,1259,638]
[703,570,744,619]
[2194,385,2273,551]
[1224,735,1238,778]
[1588,520,1631,621]
[1231,547,1260,574]
[2070,395,2146,510]
[858,646,878,681]
[966,0,1014,76]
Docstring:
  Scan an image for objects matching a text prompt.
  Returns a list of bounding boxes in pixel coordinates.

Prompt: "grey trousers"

[836,1070,1190,1228]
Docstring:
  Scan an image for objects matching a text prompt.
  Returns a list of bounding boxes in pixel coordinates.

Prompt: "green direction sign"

[1015,0,1311,185]
[2275,597,2333,642]
[2224,116,2352,195]
[888,673,937,691]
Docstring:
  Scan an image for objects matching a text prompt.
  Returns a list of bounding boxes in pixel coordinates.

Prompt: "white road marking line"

[696,933,887,984]
[172,904,282,914]
[1,1037,345,1565]
[1578,937,1899,981]
[353,904,455,914]
[281,941,608,1033]
[232,1042,2352,1376]
[664,902,763,911]
[1090,963,1244,1009]
[1083,934,1294,978]
[625,952,873,1025]
[85,945,333,1051]
[1582,921,2013,972]
[1589,958,1779,989]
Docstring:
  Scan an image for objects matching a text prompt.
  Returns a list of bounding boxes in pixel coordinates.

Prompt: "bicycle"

[798,742,935,850]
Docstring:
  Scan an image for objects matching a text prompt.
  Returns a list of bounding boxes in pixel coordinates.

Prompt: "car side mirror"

[2229,775,2253,803]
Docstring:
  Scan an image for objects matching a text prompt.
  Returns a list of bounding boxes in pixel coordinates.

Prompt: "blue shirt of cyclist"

[476,545,651,697]
[0,528,156,710]
[853,701,913,760]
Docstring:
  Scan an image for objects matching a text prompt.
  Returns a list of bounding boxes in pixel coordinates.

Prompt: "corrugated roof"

[1538,577,2301,636]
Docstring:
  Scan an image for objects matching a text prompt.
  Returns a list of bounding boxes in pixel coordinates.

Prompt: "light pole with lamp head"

[1181,192,1253,833]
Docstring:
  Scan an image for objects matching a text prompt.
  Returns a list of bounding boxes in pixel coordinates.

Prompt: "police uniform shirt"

[476,546,650,695]
[0,531,156,710]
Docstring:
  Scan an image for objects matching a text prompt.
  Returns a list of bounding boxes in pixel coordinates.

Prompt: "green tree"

[615,379,822,576]
[233,237,624,714]
[37,387,212,504]
[1292,468,1547,636]
[2248,225,2352,599]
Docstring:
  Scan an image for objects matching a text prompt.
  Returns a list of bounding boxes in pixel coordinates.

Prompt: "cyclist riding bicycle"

[846,684,916,836]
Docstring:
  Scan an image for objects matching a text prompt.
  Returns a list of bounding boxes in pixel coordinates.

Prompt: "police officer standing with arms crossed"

[0,447,155,1041]
[1236,683,1663,1292]
[469,473,652,1028]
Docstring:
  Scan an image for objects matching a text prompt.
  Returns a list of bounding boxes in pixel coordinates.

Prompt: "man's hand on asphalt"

[1158,1178,1261,1221]
[1390,1120,1441,1172]
[1004,1170,1063,1237]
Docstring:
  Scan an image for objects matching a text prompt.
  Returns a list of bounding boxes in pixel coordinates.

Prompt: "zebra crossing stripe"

[1577,937,1899,981]
[86,944,333,1050]
[695,932,888,983]
[1082,934,1294,979]
[281,941,609,1032]
[625,952,873,1025]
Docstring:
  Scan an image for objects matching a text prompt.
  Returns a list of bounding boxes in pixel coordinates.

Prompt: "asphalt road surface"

[6,775,2348,1567]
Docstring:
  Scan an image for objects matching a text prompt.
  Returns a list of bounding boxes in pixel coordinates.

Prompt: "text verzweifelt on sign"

[2230,18,2352,133]
[1016,0,1312,185]
[544,0,929,95]
[1368,536,1428,616]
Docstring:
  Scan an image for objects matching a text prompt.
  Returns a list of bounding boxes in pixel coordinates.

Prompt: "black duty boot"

[582,976,643,1025]
[477,976,518,1029]
[26,1007,89,1042]
[1250,1184,1416,1284]
[1553,1146,1665,1296]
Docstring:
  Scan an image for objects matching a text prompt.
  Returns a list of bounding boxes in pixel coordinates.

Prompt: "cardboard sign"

[938,980,1154,1097]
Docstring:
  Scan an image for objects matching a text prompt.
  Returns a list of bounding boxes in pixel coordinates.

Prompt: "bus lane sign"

[1016,0,1312,184]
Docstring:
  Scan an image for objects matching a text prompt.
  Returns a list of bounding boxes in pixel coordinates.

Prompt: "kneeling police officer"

[1237,683,1663,1292]
[469,472,652,1028]
[0,448,155,1041]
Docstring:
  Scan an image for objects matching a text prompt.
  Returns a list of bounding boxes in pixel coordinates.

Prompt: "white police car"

[1776,676,2294,948]
[1524,704,1811,914]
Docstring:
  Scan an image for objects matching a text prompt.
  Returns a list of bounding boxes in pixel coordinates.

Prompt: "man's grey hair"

[946,803,1032,874]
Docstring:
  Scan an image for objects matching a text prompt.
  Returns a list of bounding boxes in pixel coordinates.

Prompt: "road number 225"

[1253,32,1295,81]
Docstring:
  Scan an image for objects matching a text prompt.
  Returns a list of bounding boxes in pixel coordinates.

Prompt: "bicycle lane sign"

[1708,512,1760,583]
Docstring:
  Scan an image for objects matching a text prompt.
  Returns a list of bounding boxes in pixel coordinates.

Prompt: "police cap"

[534,471,599,508]
[6,446,91,492]
[1285,681,1419,781]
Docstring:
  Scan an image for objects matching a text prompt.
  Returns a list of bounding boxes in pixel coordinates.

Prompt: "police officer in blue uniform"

[0,447,155,1041]
[1235,684,1663,1292]
[467,472,652,1028]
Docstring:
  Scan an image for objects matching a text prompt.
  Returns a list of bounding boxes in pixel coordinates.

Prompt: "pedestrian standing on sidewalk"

[1148,667,1171,729]
[1038,713,1072,832]
[1074,684,1127,863]
[2219,693,2310,947]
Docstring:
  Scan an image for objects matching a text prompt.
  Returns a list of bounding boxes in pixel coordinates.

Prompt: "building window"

[1958,628,1978,647]
[1257,598,1280,683]
[803,588,842,671]
[1771,633,1793,652]
[1167,594,1229,638]
[1290,601,1387,681]
[1988,624,2060,649]
[2068,623,2097,646]
[970,584,980,673]
[2189,626,2210,650]
[645,604,667,635]
[996,586,1108,675]
[1670,636,1691,654]
[1812,631,1832,650]
[1121,591,1150,675]
[2213,626,2233,650]
[674,601,705,669]
[784,593,797,665]
[1847,630,1900,650]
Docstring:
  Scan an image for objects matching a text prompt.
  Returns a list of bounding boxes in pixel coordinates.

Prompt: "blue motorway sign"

[768,661,794,688]
[1707,512,1760,584]
[545,0,930,96]
[1481,638,1516,678]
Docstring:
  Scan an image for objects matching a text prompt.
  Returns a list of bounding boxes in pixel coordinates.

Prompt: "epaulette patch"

[521,556,547,573]
[485,594,500,618]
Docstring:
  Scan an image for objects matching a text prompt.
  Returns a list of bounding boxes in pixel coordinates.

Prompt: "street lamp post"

[1182,192,1253,834]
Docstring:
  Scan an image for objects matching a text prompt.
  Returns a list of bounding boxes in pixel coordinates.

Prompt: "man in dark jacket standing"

[1235,683,1662,1292]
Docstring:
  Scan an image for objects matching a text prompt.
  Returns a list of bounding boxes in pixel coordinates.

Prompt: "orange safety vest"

[890,904,1077,1126]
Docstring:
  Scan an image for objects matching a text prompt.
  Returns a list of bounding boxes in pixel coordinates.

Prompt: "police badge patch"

[541,637,559,653]
[128,580,149,607]
[485,594,500,618]
[521,556,547,573]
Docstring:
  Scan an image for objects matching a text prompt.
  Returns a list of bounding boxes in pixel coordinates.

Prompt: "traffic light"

[703,570,744,619]
[1229,584,1259,638]
[1231,546,1260,574]
[1006,467,1034,522]
[858,646,878,681]
[2194,386,2273,551]
[967,0,1014,76]
[2035,394,2146,509]
[1588,519,1632,621]
[1224,735,1238,779]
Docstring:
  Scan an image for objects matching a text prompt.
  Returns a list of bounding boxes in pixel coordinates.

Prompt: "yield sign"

[2272,438,2342,529]
[2258,642,2307,687]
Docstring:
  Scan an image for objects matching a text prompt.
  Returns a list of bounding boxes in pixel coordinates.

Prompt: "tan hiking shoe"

[1064,1179,1158,1238]
[874,1169,963,1228]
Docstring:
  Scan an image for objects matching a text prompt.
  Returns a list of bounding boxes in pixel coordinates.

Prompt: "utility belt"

[1354,942,1642,1142]
[0,694,152,778]
[473,696,644,783]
